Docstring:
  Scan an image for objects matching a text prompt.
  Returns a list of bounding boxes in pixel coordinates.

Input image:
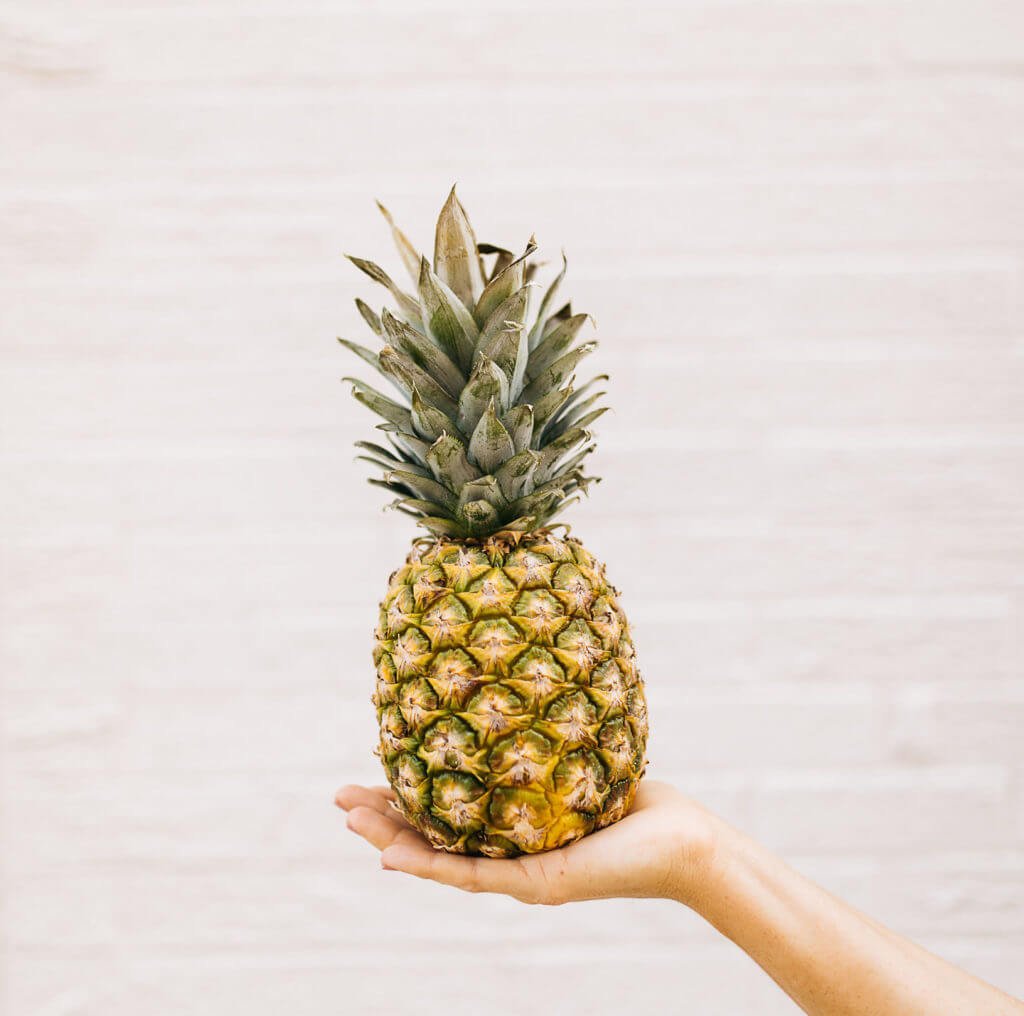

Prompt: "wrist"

[665,806,735,911]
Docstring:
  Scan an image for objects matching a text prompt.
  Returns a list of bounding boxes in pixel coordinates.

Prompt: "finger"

[335,784,395,816]
[346,805,423,852]
[380,845,550,902]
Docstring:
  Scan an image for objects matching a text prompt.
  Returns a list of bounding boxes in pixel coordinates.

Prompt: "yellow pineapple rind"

[373,529,648,856]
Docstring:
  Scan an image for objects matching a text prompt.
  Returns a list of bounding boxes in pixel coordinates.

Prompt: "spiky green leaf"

[479,323,529,400]
[381,309,465,397]
[345,378,412,430]
[434,187,486,309]
[387,496,449,517]
[526,314,592,382]
[379,347,460,418]
[418,257,479,372]
[530,383,574,431]
[546,405,607,442]
[385,468,458,511]
[528,251,567,349]
[376,200,421,284]
[520,341,598,405]
[468,399,515,473]
[478,242,515,282]
[337,337,380,373]
[418,516,465,537]
[410,388,460,442]
[458,358,509,434]
[536,426,590,481]
[458,475,506,510]
[355,299,383,336]
[477,285,532,352]
[345,255,422,324]
[547,388,606,433]
[508,488,563,522]
[495,449,539,501]
[473,237,537,327]
[503,403,534,452]
[459,498,499,534]
[384,428,432,466]
[426,433,479,492]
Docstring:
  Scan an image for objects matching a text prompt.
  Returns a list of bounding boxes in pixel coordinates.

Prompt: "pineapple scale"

[373,530,648,856]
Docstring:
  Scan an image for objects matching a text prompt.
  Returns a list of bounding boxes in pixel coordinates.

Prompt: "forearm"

[678,818,1023,1016]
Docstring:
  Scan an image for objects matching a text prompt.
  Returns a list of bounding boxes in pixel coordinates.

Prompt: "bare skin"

[336,779,1024,1016]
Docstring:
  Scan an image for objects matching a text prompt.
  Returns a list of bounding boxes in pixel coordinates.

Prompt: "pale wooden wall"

[3,2,1023,1013]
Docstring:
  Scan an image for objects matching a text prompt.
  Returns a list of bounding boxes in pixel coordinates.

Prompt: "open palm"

[336,779,713,905]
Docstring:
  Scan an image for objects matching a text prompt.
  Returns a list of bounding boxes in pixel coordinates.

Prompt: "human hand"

[335,779,717,906]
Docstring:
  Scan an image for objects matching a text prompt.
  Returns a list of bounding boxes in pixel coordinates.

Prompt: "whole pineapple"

[341,188,648,856]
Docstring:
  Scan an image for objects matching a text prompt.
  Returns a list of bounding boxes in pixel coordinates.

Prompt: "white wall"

[2,2,1023,1013]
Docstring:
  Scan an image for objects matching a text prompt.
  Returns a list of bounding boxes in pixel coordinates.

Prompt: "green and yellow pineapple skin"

[373,530,648,856]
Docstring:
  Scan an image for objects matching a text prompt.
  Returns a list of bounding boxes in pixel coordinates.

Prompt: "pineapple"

[340,188,648,856]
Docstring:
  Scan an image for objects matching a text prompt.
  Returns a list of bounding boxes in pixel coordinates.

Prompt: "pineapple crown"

[340,186,607,539]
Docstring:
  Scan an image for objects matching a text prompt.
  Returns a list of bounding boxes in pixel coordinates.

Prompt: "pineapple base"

[373,529,648,857]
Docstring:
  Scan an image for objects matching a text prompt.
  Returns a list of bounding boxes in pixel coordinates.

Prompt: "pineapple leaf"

[525,313,592,382]
[546,388,606,433]
[345,377,412,430]
[520,341,598,405]
[379,347,460,418]
[337,337,381,373]
[434,186,486,309]
[355,299,383,336]
[345,255,422,324]
[528,250,567,349]
[546,405,608,443]
[426,433,479,492]
[530,382,574,430]
[376,200,421,284]
[542,302,573,339]
[494,514,537,532]
[381,309,465,396]
[459,498,499,534]
[385,468,458,511]
[544,443,596,484]
[354,440,401,462]
[458,358,509,434]
[458,475,506,510]
[536,426,590,481]
[478,242,515,282]
[468,399,515,473]
[410,388,461,443]
[503,403,534,452]
[368,476,415,498]
[384,428,432,466]
[554,374,609,416]
[495,449,539,502]
[357,452,408,474]
[508,488,563,521]
[418,257,479,372]
[479,323,529,401]
[388,503,422,519]
[417,516,466,537]
[477,285,532,352]
[473,237,537,328]
[386,496,449,517]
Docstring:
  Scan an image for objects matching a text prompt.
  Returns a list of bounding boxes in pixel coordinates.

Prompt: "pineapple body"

[374,530,648,856]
